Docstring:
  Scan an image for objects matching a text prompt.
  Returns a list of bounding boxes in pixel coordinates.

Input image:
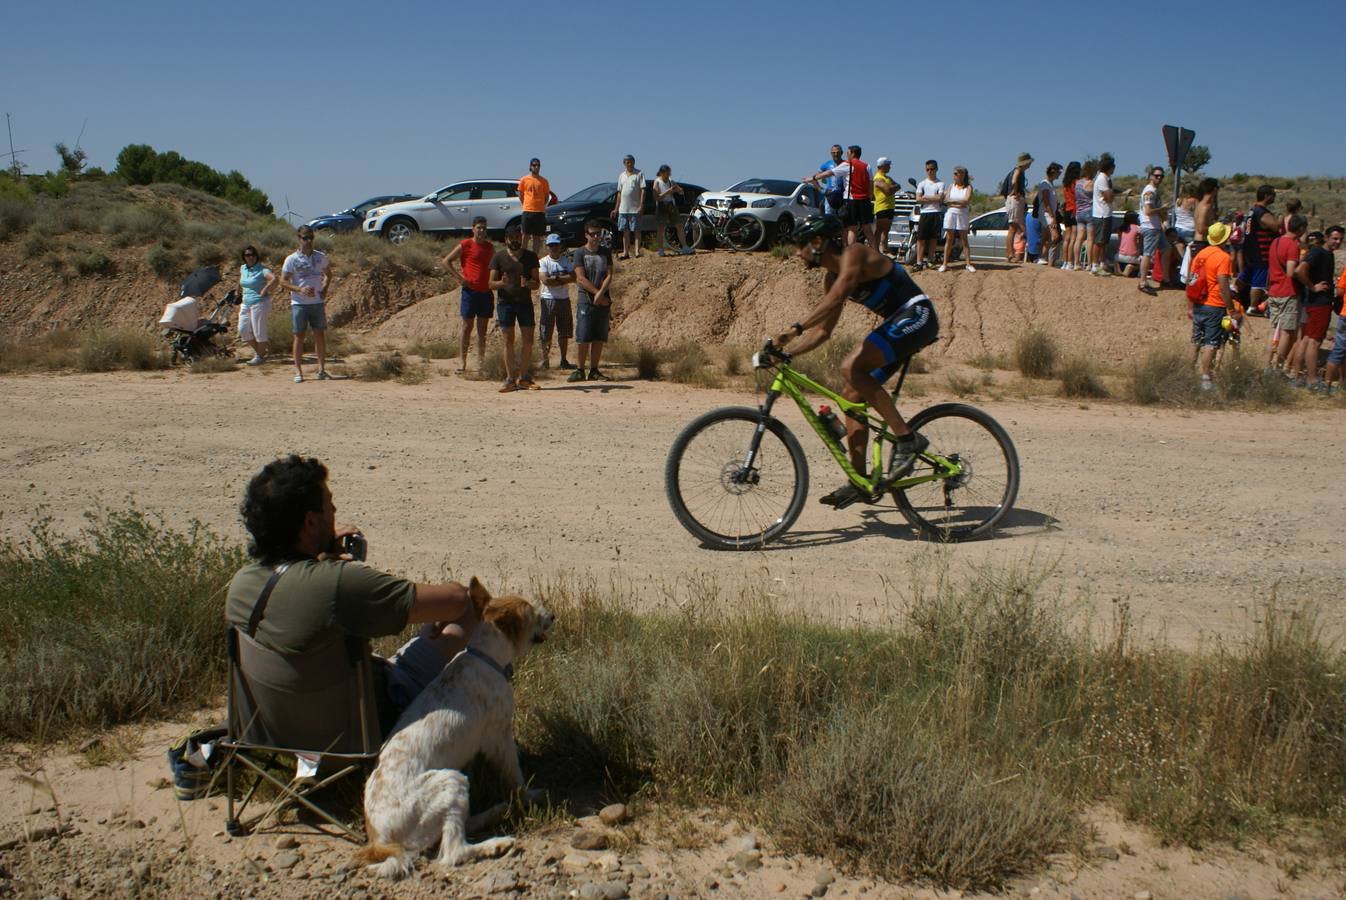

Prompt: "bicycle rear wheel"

[891,403,1019,541]
[725,214,766,251]
[665,407,809,550]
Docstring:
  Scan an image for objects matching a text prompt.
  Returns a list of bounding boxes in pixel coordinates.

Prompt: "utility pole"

[4,113,28,179]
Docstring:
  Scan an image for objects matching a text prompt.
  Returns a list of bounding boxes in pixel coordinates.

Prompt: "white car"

[693,179,824,250]
[363,179,523,243]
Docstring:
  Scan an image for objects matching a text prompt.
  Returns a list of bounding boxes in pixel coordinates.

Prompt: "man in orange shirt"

[518,158,551,256]
[1189,221,1237,391]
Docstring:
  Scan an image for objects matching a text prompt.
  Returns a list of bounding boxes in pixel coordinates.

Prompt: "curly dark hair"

[240,455,328,562]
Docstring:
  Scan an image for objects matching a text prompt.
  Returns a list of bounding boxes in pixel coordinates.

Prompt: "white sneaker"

[937,265,948,273]
[1036,259,1048,265]
[247,355,264,366]
[965,264,976,273]
[293,373,304,383]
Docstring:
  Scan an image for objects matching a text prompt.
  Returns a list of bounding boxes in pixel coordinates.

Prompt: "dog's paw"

[481,836,515,859]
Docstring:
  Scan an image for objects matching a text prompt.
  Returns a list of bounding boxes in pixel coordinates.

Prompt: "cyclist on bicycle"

[772,215,939,508]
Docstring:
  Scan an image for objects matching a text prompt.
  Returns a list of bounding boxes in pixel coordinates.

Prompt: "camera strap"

[246,563,291,639]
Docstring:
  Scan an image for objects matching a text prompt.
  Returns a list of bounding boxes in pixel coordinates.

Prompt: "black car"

[306,195,418,235]
[545,180,708,247]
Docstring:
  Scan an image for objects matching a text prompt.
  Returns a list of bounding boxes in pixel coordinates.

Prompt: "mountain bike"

[680,195,767,252]
[664,341,1020,550]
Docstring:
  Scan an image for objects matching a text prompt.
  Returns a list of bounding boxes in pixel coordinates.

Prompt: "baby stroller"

[159,266,240,364]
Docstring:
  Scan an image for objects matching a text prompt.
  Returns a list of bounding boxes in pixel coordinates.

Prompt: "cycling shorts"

[864,297,939,383]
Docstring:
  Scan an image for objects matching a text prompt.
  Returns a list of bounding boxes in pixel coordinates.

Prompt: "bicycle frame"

[750,359,960,495]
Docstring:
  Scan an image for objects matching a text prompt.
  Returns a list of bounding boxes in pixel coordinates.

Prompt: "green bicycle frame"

[760,364,960,494]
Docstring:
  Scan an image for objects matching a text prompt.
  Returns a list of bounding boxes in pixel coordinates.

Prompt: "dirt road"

[2,365,1340,649]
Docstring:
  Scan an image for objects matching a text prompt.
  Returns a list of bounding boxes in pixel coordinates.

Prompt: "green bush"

[71,246,115,276]
[0,173,33,202]
[114,144,273,215]
[0,510,245,740]
[191,242,228,268]
[146,241,185,280]
[20,230,52,258]
[101,203,180,246]
[0,198,34,240]
[1012,327,1058,378]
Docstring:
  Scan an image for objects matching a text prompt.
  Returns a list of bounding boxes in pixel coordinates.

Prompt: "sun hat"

[545,233,562,245]
[876,157,891,168]
[1207,222,1231,247]
[1017,152,1034,165]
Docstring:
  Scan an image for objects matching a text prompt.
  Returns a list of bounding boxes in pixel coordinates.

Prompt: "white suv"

[363,179,522,243]
[693,179,823,249]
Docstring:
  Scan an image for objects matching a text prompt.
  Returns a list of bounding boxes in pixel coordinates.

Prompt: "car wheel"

[773,214,794,247]
[382,218,418,244]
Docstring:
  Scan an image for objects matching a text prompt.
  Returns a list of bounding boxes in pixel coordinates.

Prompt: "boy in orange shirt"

[1189,222,1237,391]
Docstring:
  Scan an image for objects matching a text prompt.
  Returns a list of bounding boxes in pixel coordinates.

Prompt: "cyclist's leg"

[844,299,940,439]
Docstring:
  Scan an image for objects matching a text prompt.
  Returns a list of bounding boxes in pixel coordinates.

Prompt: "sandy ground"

[1,360,1344,898]
[0,363,1340,649]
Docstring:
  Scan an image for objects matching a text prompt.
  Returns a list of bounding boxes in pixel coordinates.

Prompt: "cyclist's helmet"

[791,215,845,246]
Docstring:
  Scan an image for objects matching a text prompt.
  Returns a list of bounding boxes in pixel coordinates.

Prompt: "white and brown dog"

[358,578,553,879]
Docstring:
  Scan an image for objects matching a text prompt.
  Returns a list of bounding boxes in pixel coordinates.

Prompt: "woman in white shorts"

[238,245,276,365]
[938,167,974,272]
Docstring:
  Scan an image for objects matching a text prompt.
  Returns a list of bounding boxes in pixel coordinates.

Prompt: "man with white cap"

[537,233,577,371]
[872,157,897,255]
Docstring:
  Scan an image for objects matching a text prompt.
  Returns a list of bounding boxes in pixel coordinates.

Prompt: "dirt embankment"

[2,229,1194,369]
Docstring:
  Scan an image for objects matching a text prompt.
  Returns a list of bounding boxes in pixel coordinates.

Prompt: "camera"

[339,533,367,562]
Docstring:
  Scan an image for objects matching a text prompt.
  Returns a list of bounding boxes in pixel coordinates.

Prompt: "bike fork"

[739,391,780,473]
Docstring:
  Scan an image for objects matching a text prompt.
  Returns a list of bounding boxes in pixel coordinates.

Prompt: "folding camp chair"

[220,625,383,841]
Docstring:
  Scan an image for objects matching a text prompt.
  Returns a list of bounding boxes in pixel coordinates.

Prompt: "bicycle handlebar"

[754,340,791,368]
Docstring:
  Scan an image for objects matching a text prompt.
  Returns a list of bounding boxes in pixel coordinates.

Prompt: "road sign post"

[1161,125,1196,228]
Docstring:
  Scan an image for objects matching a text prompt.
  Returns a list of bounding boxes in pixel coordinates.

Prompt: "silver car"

[363,179,523,243]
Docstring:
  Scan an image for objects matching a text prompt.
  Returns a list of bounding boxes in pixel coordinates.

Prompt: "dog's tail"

[355,827,413,880]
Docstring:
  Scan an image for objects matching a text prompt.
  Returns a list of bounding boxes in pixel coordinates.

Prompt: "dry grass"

[76,329,168,372]
[1012,328,1058,378]
[357,351,426,384]
[406,338,458,360]
[666,342,721,388]
[0,330,81,372]
[187,354,237,374]
[1057,355,1110,398]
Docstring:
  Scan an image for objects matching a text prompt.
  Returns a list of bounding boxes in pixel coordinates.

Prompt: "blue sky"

[5,0,1342,221]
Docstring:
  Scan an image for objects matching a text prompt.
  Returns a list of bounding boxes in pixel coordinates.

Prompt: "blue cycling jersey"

[849,262,926,317]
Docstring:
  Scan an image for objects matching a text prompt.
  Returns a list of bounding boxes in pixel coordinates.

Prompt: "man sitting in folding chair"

[221,454,481,840]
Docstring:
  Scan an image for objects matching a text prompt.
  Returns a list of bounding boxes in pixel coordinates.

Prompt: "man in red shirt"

[1264,215,1306,371]
[518,158,551,256]
[441,216,494,375]
[1189,222,1237,391]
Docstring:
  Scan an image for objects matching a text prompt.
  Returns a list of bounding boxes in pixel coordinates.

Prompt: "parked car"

[962,207,1124,263]
[363,179,524,243]
[306,195,418,236]
[545,179,709,248]
[693,179,823,249]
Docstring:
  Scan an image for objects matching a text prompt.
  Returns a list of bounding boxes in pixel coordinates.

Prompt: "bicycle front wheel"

[725,214,767,251]
[891,403,1019,541]
[665,407,809,550]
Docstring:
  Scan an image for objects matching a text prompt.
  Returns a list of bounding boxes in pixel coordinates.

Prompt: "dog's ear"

[467,577,491,617]
[483,596,534,646]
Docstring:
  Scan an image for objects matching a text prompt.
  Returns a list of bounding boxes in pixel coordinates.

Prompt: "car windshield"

[726,179,798,196]
[354,198,390,215]
[564,183,617,204]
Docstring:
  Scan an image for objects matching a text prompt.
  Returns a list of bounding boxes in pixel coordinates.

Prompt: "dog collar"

[466,646,513,682]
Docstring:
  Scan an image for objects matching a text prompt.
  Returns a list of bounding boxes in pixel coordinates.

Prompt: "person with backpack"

[1187,222,1237,391]
[1001,153,1033,264]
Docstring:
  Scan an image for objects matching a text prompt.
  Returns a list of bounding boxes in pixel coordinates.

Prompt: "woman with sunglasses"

[238,245,276,365]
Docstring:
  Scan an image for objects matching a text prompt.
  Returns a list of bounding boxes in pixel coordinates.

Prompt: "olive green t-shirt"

[226,559,415,655]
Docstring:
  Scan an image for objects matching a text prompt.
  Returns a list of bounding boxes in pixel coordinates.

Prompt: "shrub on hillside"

[191,242,228,268]
[114,144,273,215]
[77,328,165,372]
[1013,327,1058,378]
[1058,355,1109,398]
[1130,343,1199,405]
[101,203,180,246]
[0,199,35,240]
[146,242,186,280]
[71,246,115,276]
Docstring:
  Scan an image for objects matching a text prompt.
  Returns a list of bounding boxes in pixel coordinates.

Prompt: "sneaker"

[1036,259,1048,265]
[558,359,577,370]
[293,373,304,383]
[1094,269,1111,277]
[566,369,587,383]
[246,355,265,366]
[499,379,519,393]
[519,375,541,390]
[819,482,869,509]
[937,265,948,273]
[317,370,332,381]
[911,262,925,272]
[588,368,610,381]
[658,250,666,257]
[1291,377,1306,389]
[880,432,931,487]
[965,264,976,273]
[1200,377,1215,392]
[681,247,695,256]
